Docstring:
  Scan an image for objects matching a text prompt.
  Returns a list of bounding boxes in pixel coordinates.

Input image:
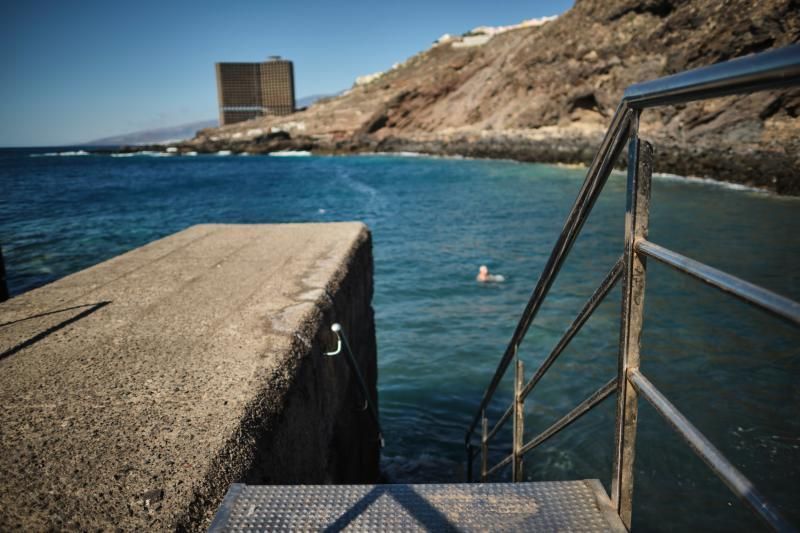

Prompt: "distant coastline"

[25,144,782,198]
[103,126,798,196]
[153,0,798,195]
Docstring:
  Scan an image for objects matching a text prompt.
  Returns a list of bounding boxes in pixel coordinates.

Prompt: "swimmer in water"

[476,265,505,283]
[477,265,490,282]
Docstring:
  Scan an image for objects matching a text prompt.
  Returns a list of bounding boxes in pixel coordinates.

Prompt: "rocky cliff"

[182,0,800,194]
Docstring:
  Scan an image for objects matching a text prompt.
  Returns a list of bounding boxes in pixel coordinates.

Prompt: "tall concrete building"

[215,56,295,125]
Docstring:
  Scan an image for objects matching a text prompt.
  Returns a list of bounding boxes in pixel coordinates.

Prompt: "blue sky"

[0,0,573,146]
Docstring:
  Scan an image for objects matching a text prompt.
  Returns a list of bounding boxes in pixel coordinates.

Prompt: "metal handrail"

[465,107,634,442]
[518,377,617,458]
[465,44,800,531]
[519,259,623,400]
[326,323,384,448]
[636,240,800,326]
[623,44,800,108]
[627,369,792,532]
[0,245,8,302]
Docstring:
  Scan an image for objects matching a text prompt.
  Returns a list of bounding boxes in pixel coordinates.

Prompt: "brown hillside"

[185,0,800,194]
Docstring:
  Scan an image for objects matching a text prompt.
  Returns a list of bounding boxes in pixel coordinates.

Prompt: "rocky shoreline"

[128,0,797,195]
[106,122,800,196]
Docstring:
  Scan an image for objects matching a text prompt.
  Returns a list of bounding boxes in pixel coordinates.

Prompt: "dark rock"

[142,489,164,504]
[254,130,291,142]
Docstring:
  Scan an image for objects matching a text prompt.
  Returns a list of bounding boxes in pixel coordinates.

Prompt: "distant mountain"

[84,95,337,146]
[86,119,218,146]
[295,93,340,109]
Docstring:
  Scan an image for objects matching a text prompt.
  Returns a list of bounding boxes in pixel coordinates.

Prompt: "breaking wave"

[30,150,89,157]
[653,172,767,193]
[269,150,311,157]
[110,151,172,157]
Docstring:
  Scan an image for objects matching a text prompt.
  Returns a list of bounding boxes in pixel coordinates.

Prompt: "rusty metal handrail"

[628,369,793,531]
[327,323,384,448]
[518,377,617,458]
[0,245,8,303]
[464,106,634,444]
[466,44,800,532]
[636,239,800,326]
[519,259,624,400]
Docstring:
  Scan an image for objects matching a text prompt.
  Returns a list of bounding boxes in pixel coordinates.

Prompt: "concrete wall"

[0,223,379,531]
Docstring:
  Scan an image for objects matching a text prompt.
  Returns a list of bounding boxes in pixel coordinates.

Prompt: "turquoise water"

[1,149,798,531]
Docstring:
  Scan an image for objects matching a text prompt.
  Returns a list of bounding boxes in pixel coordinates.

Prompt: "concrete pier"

[0,223,379,531]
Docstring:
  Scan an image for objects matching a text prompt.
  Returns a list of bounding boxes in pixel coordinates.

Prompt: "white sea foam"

[362,151,485,161]
[554,165,769,194]
[367,151,441,159]
[269,150,311,157]
[391,151,425,157]
[653,172,766,193]
[110,151,172,157]
[30,150,89,157]
[184,151,198,156]
[216,150,232,156]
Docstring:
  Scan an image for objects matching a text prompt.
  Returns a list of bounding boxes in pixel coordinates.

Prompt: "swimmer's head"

[479,265,488,274]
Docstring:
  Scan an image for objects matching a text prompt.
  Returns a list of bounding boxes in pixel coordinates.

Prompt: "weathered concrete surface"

[0,223,379,531]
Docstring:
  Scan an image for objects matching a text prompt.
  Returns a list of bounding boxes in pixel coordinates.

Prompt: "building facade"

[215,57,295,125]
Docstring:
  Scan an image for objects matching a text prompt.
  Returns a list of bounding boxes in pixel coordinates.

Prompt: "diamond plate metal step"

[209,480,626,532]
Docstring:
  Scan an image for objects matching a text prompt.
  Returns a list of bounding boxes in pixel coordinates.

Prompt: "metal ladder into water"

[209,45,800,532]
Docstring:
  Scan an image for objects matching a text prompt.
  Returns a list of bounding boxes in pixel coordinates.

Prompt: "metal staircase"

[463,44,799,532]
[209,45,800,532]
[209,481,625,532]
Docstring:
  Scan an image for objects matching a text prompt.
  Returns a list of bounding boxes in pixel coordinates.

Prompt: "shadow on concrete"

[323,485,459,532]
[0,301,111,360]
[0,302,112,328]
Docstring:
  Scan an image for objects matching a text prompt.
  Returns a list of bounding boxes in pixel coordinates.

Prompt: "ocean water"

[1,148,798,531]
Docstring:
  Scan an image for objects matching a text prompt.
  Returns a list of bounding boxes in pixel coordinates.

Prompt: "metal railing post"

[0,245,8,302]
[512,358,525,482]
[466,444,474,482]
[611,114,653,529]
[481,410,488,482]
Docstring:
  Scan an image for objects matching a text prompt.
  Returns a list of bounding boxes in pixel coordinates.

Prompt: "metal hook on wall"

[324,323,342,356]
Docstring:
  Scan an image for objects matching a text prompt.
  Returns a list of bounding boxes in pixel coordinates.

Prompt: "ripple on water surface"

[1,151,798,531]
